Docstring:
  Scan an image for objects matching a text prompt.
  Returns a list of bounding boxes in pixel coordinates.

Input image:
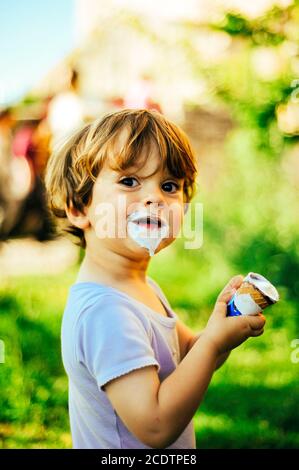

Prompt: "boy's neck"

[76,248,150,286]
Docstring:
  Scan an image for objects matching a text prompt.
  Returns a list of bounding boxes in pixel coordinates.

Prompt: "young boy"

[44,109,266,449]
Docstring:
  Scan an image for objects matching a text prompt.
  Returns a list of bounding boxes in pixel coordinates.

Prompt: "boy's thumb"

[213,288,236,317]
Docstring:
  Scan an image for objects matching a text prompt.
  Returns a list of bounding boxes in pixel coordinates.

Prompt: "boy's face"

[78,132,186,259]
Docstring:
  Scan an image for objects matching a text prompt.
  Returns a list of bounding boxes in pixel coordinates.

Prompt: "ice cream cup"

[226,272,279,317]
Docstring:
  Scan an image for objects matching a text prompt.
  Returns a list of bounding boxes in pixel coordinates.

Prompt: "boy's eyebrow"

[113,168,184,181]
[163,173,184,181]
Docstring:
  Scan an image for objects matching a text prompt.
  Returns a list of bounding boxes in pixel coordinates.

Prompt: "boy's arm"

[105,334,220,448]
[177,318,230,370]
[156,334,220,447]
[187,331,231,370]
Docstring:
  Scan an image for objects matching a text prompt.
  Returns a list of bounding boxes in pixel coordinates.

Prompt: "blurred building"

[32,0,232,122]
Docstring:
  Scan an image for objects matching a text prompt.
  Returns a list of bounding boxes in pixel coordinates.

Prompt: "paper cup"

[226,272,279,316]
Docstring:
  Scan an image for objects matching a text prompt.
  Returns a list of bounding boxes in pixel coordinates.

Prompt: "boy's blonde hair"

[44,108,198,248]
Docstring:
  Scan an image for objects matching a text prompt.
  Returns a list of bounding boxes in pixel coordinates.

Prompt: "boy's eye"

[119,177,139,187]
[162,181,180,193]
[118,177,180,193]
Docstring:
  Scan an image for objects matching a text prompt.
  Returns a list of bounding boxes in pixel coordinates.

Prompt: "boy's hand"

[201,275,266,356]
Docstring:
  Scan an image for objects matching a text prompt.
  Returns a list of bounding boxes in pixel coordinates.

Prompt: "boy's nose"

[139,179,163,202]
[144,198,164,207]
[142,191,165,208]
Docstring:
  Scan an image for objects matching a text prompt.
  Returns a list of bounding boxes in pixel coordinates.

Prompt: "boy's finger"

[228,275,244,289]
[253,314,266,329]
[257,312,266,323]
[216,288,236,306]
[247,314,266,330]
[217,275,244,302]
[250,328,264,337]
[213,289,236,317]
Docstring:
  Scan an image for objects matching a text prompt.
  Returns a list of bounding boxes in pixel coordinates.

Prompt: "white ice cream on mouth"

[127,210,169,257]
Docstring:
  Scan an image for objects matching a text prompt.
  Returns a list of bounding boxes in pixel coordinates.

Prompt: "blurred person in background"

[47,68,86,151]
[0,107,16,235]
[0,107,33,238]
[0,100,55,242]
[124,73,162,113]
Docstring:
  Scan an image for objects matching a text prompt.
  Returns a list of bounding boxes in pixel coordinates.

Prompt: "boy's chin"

[125,236,173,258]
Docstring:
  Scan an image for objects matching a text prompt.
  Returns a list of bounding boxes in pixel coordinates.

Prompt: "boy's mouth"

[127,213,167,230]
[134,216,162,229]
[127,211,170,250]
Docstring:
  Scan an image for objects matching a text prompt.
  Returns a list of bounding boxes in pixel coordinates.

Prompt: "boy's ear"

[65,202,90,229]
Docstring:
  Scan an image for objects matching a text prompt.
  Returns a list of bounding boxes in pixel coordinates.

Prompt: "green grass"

[0,269,75,448]
[0,259,298,449]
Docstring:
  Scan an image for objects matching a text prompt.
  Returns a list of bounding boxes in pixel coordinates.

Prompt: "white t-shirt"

[61,276,196,449]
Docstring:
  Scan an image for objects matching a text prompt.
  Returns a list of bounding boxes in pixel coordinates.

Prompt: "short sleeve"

[77,295,160,391]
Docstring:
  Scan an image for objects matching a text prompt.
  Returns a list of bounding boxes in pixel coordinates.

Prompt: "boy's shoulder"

[64,276,172,332]
[65,281,153,327]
